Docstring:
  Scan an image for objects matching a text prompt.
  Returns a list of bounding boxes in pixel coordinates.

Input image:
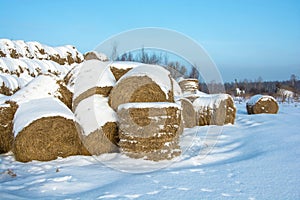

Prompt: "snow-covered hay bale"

[109,61,142,81]
[117,102,182,161]
[0,101,18,153]
[176,98,197,128]
[9,74,73,109]
[109,65,174,111]
[13,98,82,162]
[193,94,236,126]
[83,51,108,61]
[75,95,119,155]
[178,78,199,95]
[246,95,279,114]
[72,60,115,110]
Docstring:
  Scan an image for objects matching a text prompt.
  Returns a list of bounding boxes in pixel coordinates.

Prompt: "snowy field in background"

[1,102,299,200]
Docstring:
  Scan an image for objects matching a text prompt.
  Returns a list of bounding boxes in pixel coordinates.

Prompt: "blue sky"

[1,0,299,82]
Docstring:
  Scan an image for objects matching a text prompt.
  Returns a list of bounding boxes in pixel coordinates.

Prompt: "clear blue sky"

[1,0,299,82]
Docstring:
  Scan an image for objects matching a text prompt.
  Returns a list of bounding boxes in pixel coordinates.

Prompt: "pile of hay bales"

[117,102,182,161]
[13,97,82,162]
[109,64,175,111]
[246,94,279,114]
[74,94,119,155]
[178,78,199,95]
[0,101,18,153]
[176,98,197,128]
[193,94,236,126]
[72,60,116,110]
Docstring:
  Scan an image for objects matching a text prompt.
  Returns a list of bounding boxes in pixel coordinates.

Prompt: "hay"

[117,102,182,161]
[12,97,84,162]
[13,116,82,162]
[246,95,279,114]
[57,81,73,110]
[193,94,236,126]
[109,76,173,111]
[178,78,199,95]
[0,101,18,153]
[176,98,197,128]
[83,51,108,61]
[74,95,119,155]
[110,67,132,81]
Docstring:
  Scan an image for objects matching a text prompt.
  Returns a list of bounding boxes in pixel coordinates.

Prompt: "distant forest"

[116,49,299,97]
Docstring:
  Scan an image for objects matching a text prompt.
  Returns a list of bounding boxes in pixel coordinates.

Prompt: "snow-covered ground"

[1,102,299,199]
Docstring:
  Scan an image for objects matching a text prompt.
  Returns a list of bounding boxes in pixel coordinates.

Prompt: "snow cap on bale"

[74,94,118,155]
[193,94,236,126]
[73,60,116,109]
[178,78,199,95]
[0,101,18,153]
[117,102,182,161]
[83,51,109,61]
[109,64,175,111]
[13,97,82,162]
[246,94,279,114]
[109,61,143,81]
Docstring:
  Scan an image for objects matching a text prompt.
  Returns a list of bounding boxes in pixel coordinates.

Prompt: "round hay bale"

[109,64,174,111]
[193,94,236,126]
[13,98,82,162]
[109,61,142,81]
[73,60,116,109]
[0,101,18,153]
[176,98,197,128]
[117,102,182,161]
[83,51,109,61]
[178,78,199,95]
[75,95,119,155]
[246,95,279,114]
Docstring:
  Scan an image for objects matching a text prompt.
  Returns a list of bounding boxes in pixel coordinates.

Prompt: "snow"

[4,75,61,104]
[73,60,116,100]
[118,102,181,111]
[119,64,172,98]
[193,93,233,110]
[75,95,117,136]
[13,97,74,137]
[1,102,300,199]
[246,94,277,106]
[109,61,143,69]
[0,73,26,91]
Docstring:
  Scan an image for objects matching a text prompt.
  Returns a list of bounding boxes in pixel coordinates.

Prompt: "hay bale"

[178,78,199,95]
[13,98,82,162]
[117,102,182,161]
[83,51,109,61]
[109,64,174,111]
[72,60,115,109]
[193,94,236,126]
[0,101,18,153]
[176,98,197,128]
[246,95,279,114]
[74,95,119,155]
[109,61,142,81]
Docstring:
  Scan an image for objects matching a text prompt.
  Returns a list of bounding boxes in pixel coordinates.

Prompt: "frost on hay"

[0,101,18,153]
[246,95,279,114]
[117,102,182,161]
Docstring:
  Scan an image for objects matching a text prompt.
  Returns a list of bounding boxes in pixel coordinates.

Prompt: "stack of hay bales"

[109,61,142,81]
[117,102,182,161]
[176,98,197,128]
[193,94,236,126]
[109,64,175,111]
[13,97,82,162]
[0,101,18,153]
[73,60,119,155]
[74,94,119,155]
[246,94,279,114]
[72,60,116,110]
